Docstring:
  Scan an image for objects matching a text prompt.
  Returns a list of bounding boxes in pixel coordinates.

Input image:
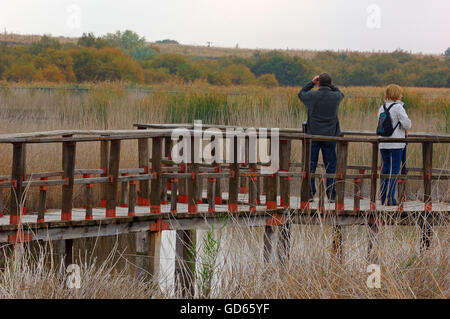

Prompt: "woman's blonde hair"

[385,84,402,101]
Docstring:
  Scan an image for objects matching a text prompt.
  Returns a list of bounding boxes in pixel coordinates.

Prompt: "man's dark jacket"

[298,81,344,136]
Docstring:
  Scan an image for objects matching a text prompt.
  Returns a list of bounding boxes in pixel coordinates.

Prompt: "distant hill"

[0,32,443,60]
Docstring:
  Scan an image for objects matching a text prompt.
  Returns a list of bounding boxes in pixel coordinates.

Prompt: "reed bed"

[0,213,448,298]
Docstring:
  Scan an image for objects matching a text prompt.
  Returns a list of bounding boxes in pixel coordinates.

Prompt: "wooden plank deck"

[1,194,449,226]
[1,192,448,243]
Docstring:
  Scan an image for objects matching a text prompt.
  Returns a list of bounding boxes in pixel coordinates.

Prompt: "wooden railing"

[0,126,448,224]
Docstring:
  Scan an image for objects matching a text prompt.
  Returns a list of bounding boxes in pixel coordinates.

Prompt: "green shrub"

[257,73,279,88]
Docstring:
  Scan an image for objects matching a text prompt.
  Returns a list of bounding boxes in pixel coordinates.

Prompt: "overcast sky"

[1,0,449,54]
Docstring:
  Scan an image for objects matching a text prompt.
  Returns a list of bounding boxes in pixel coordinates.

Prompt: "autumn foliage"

[0,31,449,87]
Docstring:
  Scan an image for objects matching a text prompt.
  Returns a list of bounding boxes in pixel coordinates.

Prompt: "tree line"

[0,30,448,88]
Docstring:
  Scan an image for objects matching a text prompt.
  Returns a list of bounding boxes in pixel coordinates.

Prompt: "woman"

[377,84,411,206]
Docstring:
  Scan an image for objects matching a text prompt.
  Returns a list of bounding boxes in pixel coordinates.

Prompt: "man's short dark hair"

[318,73,332,87]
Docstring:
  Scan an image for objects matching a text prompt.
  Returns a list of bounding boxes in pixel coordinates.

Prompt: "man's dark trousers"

[310,141,337,200]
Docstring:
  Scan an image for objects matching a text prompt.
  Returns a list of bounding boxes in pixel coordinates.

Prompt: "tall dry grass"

[0,213,448,298]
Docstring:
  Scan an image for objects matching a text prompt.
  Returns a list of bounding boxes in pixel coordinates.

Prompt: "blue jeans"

[310,141,336,200]
[380,148,403,205]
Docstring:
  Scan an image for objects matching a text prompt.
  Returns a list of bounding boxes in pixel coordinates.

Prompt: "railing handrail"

[134,123,450,139]
[1,127,449,144]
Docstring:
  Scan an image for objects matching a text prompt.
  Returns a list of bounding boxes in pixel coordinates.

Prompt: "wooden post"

[106,139,120,218]
[9,143,24,224]
[353,169,364,212]
[256,166,261,206]
[278,139,291,263]
[0,179,3,217]
[248,162,257,212]
[150,137,162,214]
[137,136,150,206]
[279,139,291,209]
[263,225,276,263]
[196,173,203,204]
[278,222,291,263]
[318,177,325,212]
[162,136,172,204]
[266,136,278,210]
[368,142,379,261]
[212,135,223,205]
[335,141,348,213]
[228,136,239,212]
[61,140,76,221]
[178,135,188,204]
[187,136,199,213]
[332,141,347,262]
[175,229,196,297]
[171,178,178,213]
[369,142,379,212]
[178,164,188,204]
[149,137,163,281]
[37,177,47,223]
[100,139,109,208]
[84,174,93,220]
[421,142,433,251]
[160,176,167,205]
[214,164,222,205]
[135,231,148,280]
[128,181,136,216]
[120,173,128,208]
[239,137,249,195]
[207,178,216,213]
[59,238,73,267]
[300,137,311,210]
[266,172,278,210]
[148,230,162,280]
[263,174,268,196]
[397,178,406,212]
[332,224,343,261]
[21,144,27,215]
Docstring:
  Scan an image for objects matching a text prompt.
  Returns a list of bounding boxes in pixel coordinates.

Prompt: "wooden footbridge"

[0,123,449,295]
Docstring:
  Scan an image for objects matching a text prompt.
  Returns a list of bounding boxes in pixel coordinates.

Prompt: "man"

[298,73,344,202]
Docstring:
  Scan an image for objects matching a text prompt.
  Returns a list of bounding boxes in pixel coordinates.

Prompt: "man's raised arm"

[298,75,318,106]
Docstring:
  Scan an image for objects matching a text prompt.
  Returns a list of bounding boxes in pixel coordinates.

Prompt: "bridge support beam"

[421,141,433,251]
[135,231,149,280]
[332,141,348,262]
[368,142,380,263]
[59,238,73,268]
[175,229,196,297]
[135,230,162,283]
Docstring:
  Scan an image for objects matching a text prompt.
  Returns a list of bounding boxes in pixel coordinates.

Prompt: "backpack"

[376,102,400,137]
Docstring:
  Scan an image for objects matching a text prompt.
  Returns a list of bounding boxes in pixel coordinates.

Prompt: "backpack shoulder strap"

[386,102,397,112]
